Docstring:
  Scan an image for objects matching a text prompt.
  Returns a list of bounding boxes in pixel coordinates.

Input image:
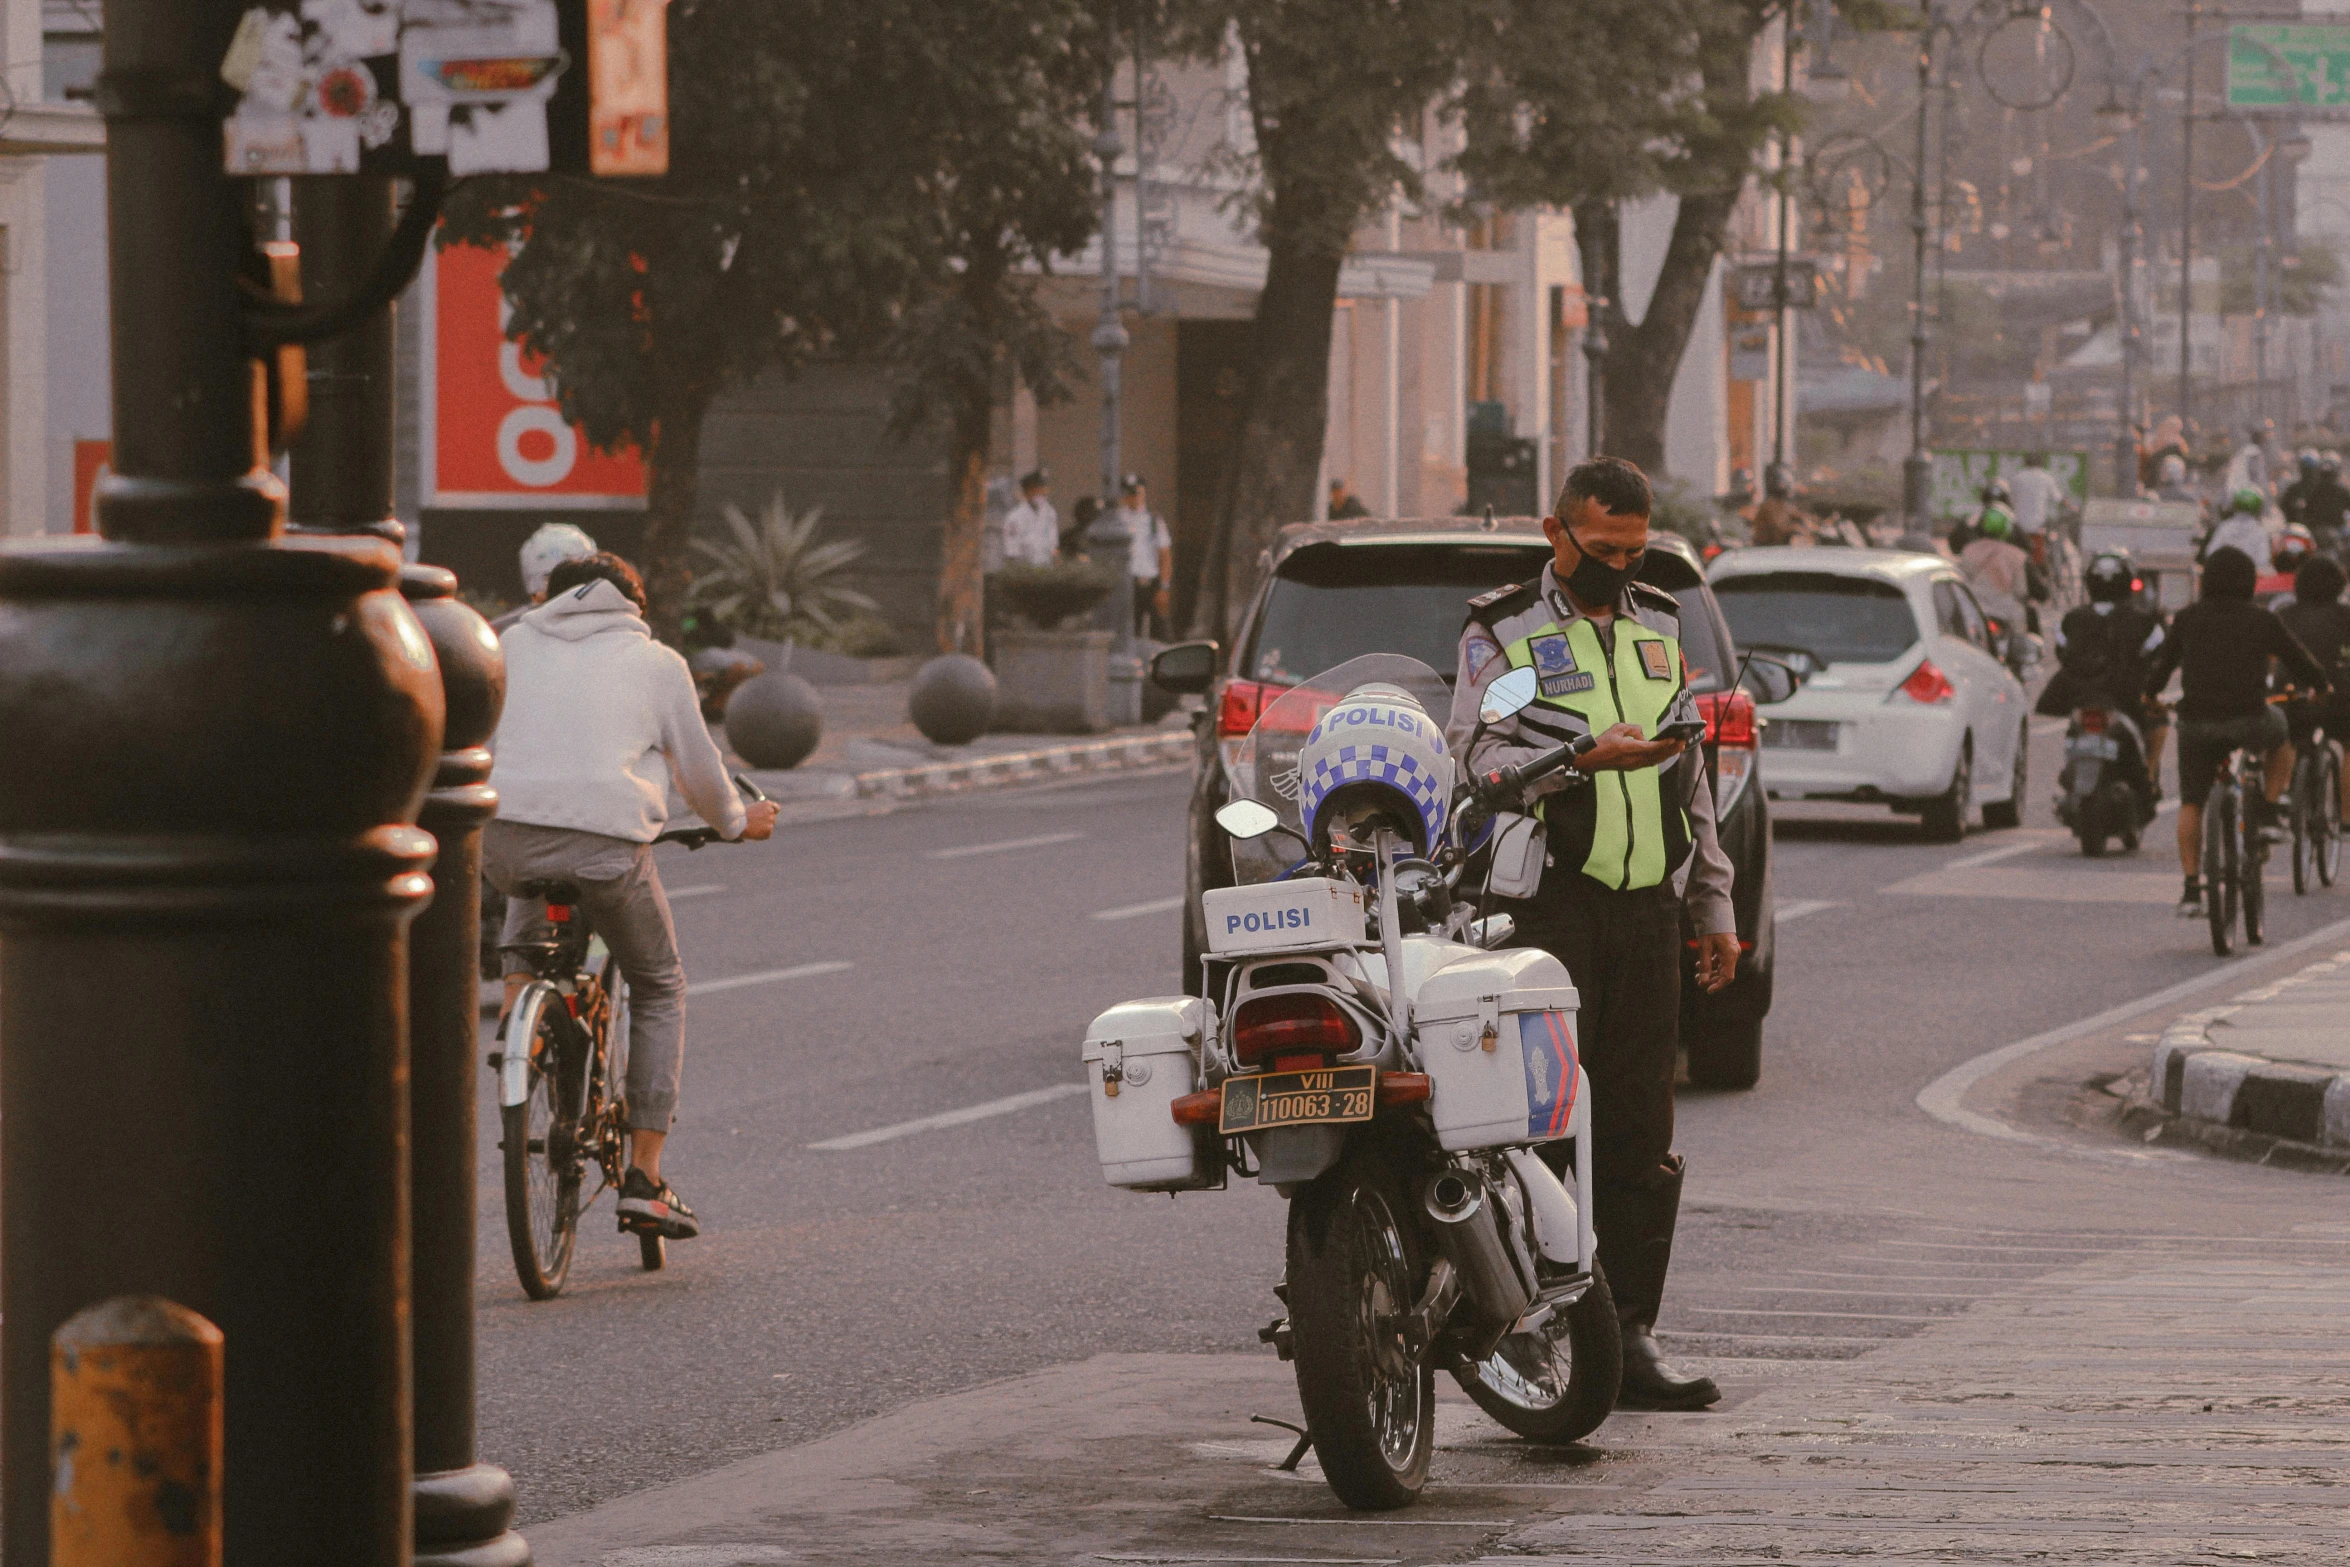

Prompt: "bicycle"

[494,777,767,1300]
[2288,712,2344,895]
[2198,699,2305,956]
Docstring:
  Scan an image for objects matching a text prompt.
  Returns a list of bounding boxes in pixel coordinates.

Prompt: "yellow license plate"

[1219,1065,1377,1135]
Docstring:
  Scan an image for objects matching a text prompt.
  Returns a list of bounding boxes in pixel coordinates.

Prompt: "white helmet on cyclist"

[1297,683,1453,858]
[520,521,600,599]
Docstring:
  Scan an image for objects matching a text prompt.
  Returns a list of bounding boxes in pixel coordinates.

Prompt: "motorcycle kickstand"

[1249,1413,1314,1473]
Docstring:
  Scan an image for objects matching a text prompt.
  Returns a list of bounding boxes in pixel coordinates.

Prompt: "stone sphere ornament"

[724,671,825,770]
[909,654,996,745]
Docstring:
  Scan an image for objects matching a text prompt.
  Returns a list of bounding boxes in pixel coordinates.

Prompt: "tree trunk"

[640,353,717,645]
[1572,200,1620,461]
[1194,242,1346,638]
[1602,187,1740,478]
[938,391,990,656]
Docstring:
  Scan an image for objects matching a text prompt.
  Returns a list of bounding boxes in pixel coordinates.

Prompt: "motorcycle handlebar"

[1472,732,1599,808]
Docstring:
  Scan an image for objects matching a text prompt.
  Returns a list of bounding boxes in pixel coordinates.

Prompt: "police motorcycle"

[1080,654,1620,1511]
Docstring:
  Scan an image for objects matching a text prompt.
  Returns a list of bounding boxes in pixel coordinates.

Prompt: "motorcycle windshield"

[1226,653,1453,886]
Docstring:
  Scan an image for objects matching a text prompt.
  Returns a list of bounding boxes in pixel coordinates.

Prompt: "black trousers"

[1502,870,1687,1328]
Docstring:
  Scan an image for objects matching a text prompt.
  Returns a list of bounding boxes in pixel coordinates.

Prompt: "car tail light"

[1896,659,1956,705]
[1218,679,1266,737]
[1698,689,1757,747]
[2079,708,2109,733]
[1232,993,1361,1063]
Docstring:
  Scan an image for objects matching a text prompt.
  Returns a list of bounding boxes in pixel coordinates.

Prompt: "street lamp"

[1087,24,1142,725]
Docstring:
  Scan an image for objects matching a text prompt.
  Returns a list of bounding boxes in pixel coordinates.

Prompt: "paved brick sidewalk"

[2132,950,2350,1168]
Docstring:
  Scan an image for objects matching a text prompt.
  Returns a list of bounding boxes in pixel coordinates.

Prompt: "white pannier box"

[1413,948,1582,1151]
[1201,877,1364,955]
[1082,996,1217,1190]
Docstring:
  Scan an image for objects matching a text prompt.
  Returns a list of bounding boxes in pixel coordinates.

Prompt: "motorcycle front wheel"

[1287,1147,1434,1510]
[1455,1261,1620,1445]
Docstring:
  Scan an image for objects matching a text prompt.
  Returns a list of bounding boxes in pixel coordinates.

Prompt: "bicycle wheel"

[2204,779,2238,957]
[2292,755,2318,895]
[502,984,583,1299]
[2242,791,2268,947]
[2323,748,2344,888]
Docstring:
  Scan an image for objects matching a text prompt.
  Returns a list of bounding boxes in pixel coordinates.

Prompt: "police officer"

[1446,457,1740,1410]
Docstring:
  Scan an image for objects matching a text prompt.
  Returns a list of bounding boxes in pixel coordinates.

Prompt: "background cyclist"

[486,552,780,1243]
[2143,547,2331,917]
[2276,553,2350,828]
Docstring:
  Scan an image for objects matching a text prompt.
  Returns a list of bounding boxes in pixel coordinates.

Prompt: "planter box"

[993,628,1112,734]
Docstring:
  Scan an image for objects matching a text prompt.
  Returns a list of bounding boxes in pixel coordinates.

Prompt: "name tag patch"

[1541,672,1597,696]
[1637,641,1674,680]
[1530,635,1577,676]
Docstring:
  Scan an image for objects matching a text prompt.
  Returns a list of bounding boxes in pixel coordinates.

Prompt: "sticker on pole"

[219,1,669,178]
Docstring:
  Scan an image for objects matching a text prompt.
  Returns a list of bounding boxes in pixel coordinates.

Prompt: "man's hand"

[1693,931,1740,993]
[1153,585,1172,619]
[741,800,781,842]
[1575,722,1687,773]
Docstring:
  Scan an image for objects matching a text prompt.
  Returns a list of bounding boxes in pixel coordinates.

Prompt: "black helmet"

[2085,550,2136,604]
[1984,479,2013,505]
[1763,462,1795,499]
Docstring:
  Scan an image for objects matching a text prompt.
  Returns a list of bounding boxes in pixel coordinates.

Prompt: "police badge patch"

[1530,634,1576,676]
[1637,641,1674,680]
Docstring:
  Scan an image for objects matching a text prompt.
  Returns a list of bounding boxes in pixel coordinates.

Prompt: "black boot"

[1596,1158,1720,1410]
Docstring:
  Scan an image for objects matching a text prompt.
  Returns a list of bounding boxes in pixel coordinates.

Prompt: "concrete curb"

[2131,951,2350,1167]
[843,729,1195,801]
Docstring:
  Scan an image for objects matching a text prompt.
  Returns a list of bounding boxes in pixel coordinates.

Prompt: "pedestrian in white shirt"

[2008,453,2068,541]
[1000,470,1059,567]
[1118,473,1174,638]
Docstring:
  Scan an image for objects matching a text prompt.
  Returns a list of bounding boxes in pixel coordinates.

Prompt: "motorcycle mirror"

[1479,667,1540,724]
[1215,799,1284,841]
[1740,654,1800,706]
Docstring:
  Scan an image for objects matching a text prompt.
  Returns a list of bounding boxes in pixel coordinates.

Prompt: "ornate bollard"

[0,4,441,1562]
[51,1298,224,1567]
[401,566,530,1567]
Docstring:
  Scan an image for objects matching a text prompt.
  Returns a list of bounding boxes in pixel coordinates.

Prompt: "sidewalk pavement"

[517,1237,2350,1566]
[714,677,1198,815]
[2129,949,2350,1170]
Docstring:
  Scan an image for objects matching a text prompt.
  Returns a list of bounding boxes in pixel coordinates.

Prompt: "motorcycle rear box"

[1413,949,1582,1151]
[1081,996,1218,1191]
[1200,877,1364,955]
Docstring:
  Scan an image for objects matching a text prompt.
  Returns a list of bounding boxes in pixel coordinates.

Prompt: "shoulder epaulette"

[1628,579,1682,615]
[1465,580,1540,629]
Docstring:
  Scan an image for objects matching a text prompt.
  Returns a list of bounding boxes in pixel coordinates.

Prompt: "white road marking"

[1683,1306,1943,1321]
[926,830,1085,860]
[689,960,852,996]
[666,884,726,901]
[1093,895,1186,921]
[1942,837,2050,870]
[1206,1516,1512,1528]
[1775,898,1843,924]
[2032,719,2067,735]
[809,1083,1086,1151]
[1914,915,2350,1161]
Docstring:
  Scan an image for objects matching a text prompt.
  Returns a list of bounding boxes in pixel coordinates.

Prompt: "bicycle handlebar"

[652,773,771,851]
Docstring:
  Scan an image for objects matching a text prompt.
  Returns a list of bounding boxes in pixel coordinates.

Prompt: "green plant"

[992,559,1116,631]
[687,493,879,646]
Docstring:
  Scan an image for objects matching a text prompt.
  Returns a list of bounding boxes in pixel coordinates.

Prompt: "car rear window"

[1712,571,1920,667]
[1245,543,1545,685]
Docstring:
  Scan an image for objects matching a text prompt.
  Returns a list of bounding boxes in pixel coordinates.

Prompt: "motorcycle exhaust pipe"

[1423,1170,1534,1328]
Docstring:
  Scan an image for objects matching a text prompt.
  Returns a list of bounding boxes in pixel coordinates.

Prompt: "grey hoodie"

[490,579,747,843]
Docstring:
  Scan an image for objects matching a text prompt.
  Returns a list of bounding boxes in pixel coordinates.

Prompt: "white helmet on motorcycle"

[1297,683,1453,858]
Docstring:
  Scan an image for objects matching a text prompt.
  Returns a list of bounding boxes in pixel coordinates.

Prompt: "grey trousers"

[483,820,687,1134]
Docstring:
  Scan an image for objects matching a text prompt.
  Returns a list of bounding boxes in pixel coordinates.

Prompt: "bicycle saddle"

[518,879,583,905]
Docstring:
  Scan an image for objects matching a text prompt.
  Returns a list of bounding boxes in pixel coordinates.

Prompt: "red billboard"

[420,237,646,510]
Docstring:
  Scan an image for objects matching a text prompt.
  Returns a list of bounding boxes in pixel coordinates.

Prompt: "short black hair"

[545,551,648,614]
[2203,546,2257,601]
[2297,552,2348,605]
[1555,457,1652,521]
[1020,469,1048,490]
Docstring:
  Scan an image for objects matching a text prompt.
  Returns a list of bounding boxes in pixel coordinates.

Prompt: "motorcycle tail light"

[1232,993,1361,1063]
[546,904,572,924]
[1896,659,1956,706]
[1698,689,1758,747]
[2079,708,2109,732]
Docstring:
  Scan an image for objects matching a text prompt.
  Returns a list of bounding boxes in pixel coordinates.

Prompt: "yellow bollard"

[50,1296,223,1567]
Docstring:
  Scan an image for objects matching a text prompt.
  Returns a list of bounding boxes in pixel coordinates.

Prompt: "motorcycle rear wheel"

[2075,794,2108,858]
[1287,1148,1435,1510]
[1454,1262,1620,1445]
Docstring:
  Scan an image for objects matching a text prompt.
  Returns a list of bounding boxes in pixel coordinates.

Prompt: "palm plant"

[687,493,879,646]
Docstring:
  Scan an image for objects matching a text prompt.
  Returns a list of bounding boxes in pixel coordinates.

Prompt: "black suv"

[1152,517,1777,1089]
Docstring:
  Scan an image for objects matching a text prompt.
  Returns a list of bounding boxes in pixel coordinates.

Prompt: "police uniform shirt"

[1444,562,1737,936]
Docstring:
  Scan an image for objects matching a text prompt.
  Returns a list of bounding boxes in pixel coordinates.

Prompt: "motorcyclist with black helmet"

[2039,549,2171,794]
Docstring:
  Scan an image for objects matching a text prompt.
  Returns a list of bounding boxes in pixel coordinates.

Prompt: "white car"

[1706,548,2030,842]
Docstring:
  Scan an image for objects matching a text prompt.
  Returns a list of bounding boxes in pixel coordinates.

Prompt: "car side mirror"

[1479,666,1540,724]
[1215,800,1283,841]
[1741,654,1799,706]
[1150,640,1220,695]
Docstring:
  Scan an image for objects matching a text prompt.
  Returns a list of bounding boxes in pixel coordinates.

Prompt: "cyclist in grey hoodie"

[486,553,779,1240]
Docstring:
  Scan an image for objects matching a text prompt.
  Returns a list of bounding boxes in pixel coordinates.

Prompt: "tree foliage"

[442,0,1105,641]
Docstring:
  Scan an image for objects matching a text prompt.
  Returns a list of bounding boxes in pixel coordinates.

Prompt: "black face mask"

[1564,526,1642,606]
